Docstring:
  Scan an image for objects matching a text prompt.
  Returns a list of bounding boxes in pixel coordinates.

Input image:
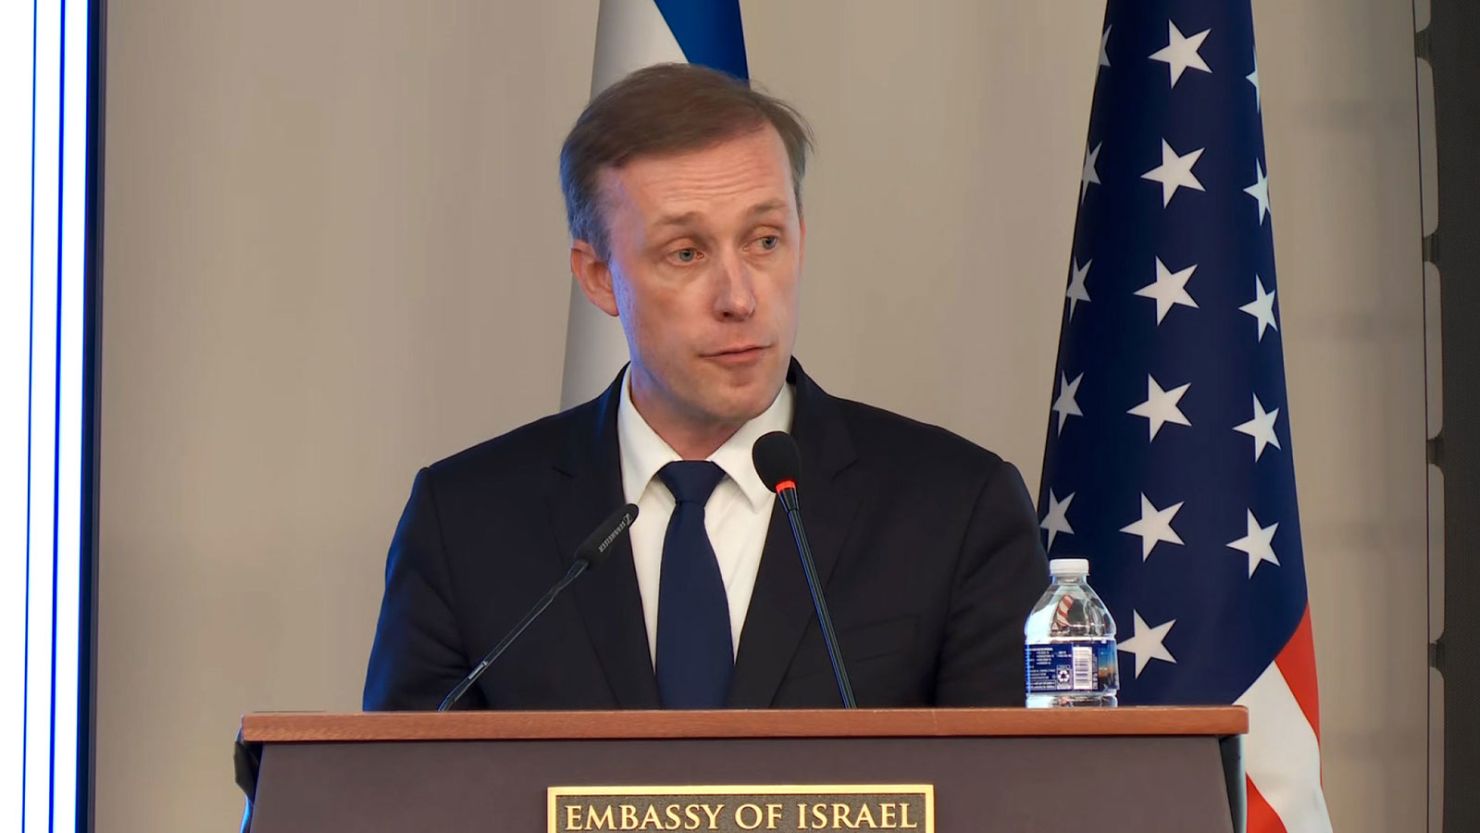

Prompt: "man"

[363,64,1048,711]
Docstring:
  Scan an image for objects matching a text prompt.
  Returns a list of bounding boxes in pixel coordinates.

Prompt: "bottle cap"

[1049,558,1089,578]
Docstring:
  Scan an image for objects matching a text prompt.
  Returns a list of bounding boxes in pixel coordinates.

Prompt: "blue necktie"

[655,461,732,709]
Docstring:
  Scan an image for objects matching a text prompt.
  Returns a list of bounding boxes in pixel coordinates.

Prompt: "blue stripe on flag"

[653,0,748,81]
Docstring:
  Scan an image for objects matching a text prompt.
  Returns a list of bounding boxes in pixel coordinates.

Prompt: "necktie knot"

[658,461,725,506]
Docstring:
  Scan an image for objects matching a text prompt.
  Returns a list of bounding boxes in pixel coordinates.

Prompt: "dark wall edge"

[1429,2,1479,832]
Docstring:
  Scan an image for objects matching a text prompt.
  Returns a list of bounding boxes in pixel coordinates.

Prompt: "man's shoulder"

[829,393,1011,481]
[421,399,598,490]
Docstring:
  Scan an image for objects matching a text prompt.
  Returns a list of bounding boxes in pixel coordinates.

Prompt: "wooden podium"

[238,707,1246,833]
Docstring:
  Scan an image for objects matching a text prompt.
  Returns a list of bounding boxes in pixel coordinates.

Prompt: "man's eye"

[673,248,699,263]
[757,236,780,251]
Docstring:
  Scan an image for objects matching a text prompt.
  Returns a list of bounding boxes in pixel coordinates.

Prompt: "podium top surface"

[240,706,1246,743]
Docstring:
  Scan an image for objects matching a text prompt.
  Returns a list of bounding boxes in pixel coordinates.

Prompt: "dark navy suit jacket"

[363,360,1049,710]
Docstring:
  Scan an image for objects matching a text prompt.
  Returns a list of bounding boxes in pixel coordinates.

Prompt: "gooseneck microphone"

[437,503,639,711]
[752,431,856,708]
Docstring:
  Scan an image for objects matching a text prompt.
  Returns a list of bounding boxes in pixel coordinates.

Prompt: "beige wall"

[97,1,1427,831]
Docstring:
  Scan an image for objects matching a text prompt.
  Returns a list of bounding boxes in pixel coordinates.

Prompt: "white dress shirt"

[617,369,795,665]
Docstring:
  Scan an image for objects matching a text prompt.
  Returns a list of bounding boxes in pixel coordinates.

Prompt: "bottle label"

[1025,639,1118,694]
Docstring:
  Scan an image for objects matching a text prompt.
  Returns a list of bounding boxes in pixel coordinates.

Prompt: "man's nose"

[711,249,757,320]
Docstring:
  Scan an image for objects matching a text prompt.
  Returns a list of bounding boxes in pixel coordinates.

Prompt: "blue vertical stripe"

[653,0,748,81]
[77,0,103,824]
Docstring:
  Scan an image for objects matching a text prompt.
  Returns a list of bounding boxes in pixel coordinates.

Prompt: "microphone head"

[575,503,639,569]
[752,431,802,492]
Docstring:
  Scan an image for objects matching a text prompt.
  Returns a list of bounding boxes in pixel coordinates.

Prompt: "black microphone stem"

[777,489,856,709]
[437,559,588,712]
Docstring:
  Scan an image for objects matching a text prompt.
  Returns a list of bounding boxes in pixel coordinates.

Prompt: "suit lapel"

[728,361,860,708]
[550,371,660,709]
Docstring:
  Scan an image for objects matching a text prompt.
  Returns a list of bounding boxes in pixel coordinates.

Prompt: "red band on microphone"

[774,479,797,493]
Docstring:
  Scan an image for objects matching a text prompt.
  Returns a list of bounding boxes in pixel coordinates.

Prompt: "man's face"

[576,126,804,445]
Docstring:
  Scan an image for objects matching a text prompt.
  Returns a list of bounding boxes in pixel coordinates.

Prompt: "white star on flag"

[1081,142,1102,205]
[1234,393,1282,460]
[1100,25,1112,68]
[1247,58,1261,111]
[1051,372,1084,434]
[1239,275,1279,341]
[1120,493,1185,560]
[1244,159,1271,224]
[1149,21,1212,88]
[1119,611,1178,677]
[1128,375,1192,440]
[1135,257,1200,324]
[1228,509,1280,577]
[1066,258,1091,319]
[1141,139,1206,207]
[1040,490,1075,551]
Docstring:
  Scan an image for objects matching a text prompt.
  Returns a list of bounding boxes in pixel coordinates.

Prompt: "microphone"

[752,431,856,708]
[437,503,639,711]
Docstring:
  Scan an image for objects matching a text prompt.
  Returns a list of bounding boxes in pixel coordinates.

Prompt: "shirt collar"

[616,367,795,510]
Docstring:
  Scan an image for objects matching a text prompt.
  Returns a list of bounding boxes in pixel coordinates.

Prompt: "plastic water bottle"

[1024,558,1119,707]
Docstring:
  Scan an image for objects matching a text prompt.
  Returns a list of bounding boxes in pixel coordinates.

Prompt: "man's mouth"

[703,344,769,366]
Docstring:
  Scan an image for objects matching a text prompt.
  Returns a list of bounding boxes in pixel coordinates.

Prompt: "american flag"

[1036,2,1333,831]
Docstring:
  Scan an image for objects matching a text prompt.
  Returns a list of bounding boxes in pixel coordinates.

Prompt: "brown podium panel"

[239,708,1247,833]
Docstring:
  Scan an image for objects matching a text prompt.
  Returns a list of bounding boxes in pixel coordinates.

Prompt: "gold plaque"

[548,784,934,832]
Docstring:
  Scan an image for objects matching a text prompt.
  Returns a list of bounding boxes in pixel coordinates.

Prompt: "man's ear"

[570,240,619,318]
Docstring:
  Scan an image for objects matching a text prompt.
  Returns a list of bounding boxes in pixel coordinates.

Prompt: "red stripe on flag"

[1274,605,1322,738]
[1248,776,1290,833]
